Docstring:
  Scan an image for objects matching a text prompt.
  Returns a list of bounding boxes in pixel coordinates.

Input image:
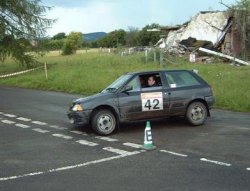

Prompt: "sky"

[42,0,237,37]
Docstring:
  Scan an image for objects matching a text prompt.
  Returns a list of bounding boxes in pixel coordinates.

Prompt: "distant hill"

[83,32,107,42]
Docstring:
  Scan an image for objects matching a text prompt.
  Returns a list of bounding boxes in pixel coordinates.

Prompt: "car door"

[117,73,169,121]
[163,71,203,115]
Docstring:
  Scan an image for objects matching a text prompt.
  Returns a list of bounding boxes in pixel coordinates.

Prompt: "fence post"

[44,62,48,80]
[154,50,156,63]
[160,50,163,67]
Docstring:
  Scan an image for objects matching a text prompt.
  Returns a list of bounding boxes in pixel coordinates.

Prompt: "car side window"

[165,71,201,88]
[140,73,162,89]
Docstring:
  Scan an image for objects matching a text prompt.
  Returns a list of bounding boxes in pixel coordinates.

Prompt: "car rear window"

[165,71,201,88]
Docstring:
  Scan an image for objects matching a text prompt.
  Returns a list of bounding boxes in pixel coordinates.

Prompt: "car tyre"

[186,102,207,126]
[91,109,116,135]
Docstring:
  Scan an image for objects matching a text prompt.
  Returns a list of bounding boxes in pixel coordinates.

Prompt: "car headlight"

[72,104,83,111]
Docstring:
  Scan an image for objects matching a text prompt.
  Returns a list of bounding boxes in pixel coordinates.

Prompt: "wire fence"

[120,47,178,67]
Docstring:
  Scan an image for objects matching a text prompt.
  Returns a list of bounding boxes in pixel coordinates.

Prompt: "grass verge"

[0,51,250,112]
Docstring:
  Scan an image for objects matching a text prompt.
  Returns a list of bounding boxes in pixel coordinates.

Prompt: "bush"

[61,42,74,55]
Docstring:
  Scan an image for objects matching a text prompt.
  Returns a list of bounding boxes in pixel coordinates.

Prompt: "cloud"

[44,0,235,37]
[46,1,117,36]
[46,0,175,36]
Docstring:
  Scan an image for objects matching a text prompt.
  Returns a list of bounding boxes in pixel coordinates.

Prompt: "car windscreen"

[101,74,133,93]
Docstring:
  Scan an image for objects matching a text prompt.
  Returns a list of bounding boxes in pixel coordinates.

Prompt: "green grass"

[0,51,250,112]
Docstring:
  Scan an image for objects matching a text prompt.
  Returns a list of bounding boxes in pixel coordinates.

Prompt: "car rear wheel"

[186,102,207,125]
[91,109,116,135]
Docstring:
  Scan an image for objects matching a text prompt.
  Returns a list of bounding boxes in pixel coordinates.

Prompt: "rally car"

[67,70,214,135]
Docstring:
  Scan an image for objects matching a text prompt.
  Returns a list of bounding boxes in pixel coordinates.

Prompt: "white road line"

[3,114,16,118]
[0,112,3,114]
[52,134,72,140]
[160,150,188,157]
[247,168,250,171]
[70,130,87,135]
[32,121,47,126]
[0,151,141,182]
[123,142,142,149]
[103,147,134,155]
[238,127,250,131]
[50,125,67,130]
[1,120,16,124]
[17,117,31,122]
[95,136,118,142]
[15,124,30,129]
[32,128,50,133]
[200,158,231,167]
[76,140,98,146]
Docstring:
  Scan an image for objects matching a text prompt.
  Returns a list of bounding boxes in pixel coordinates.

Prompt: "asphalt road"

[0,86,250,191]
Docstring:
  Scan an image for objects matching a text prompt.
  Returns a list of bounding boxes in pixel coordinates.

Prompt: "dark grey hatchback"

[67,70,214,135]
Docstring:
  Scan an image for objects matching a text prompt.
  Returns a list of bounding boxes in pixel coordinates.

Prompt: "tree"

[62,32,83,55]
[0,0,53,67]
[125,27,140,47]
[52,32,66,40]
[48,39,65,50]
[138,23,162,46]
[97,29,126,48]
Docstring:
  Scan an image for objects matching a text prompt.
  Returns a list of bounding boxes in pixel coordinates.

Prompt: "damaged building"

[156,11,250,64]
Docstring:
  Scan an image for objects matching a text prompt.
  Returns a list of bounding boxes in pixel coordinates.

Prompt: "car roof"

[126,69,192,76]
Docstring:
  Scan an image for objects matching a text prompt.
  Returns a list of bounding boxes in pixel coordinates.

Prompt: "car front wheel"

[186,102,207,126]
[91,109,117,135]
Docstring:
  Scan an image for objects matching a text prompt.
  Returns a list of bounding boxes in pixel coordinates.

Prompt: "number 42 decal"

[144,99,160,110]
[141,92,163,111]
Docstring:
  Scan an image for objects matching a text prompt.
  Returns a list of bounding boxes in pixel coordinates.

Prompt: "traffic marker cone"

[143,121,156,150]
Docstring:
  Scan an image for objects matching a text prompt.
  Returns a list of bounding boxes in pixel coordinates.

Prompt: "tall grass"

[0,51,250,112]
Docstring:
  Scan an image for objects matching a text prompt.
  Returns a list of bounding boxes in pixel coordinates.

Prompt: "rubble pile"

[156,11,250,65]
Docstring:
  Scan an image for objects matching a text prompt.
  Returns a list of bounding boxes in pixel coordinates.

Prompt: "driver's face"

[148,77,155,86]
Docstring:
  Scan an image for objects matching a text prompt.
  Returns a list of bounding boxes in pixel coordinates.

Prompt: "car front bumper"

[67,110,92,126]
[205,95,215,108]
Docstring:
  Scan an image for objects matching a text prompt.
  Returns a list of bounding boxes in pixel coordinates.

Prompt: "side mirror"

[122,85,133,93]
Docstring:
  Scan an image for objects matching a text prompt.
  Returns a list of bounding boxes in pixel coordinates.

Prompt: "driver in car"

[147,76,158,87]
